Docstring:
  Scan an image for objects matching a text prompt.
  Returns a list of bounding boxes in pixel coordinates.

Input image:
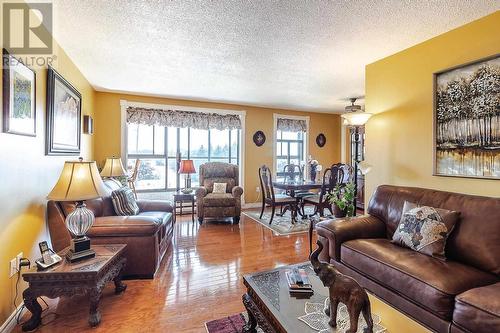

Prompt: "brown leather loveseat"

[317,185,499,333]
[47,179,173,278]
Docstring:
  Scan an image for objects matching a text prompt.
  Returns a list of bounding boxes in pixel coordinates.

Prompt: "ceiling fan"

[344,97,363,113]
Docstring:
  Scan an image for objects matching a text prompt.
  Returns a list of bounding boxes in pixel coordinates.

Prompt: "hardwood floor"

[14,210,314,333]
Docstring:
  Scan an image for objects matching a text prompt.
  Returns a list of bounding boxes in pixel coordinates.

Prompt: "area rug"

[243,208,333,236]
[205,312,263,333]
[205,301,386,333]
[299,297,386,333]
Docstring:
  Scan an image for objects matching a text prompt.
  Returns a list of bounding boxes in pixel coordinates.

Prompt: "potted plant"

[327,182,356,218]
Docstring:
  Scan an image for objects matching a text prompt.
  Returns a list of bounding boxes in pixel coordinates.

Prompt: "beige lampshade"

[100,157,127,177]
[47,161,109,201]
[341,111,373,126]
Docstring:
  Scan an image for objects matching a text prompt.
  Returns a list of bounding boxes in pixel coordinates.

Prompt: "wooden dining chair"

[282,164,314,214]
[302,164,347,217]
[128,159,141,198]
[258,165,298,225]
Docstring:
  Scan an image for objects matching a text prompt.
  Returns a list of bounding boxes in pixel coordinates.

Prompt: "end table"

[21,244,127,331]
[173,190,195,223]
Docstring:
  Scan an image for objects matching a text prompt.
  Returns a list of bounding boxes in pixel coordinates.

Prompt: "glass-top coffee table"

[242,262,327,333]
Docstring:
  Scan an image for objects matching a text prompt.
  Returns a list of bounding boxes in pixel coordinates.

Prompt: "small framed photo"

[2,49,36,136]
[46,66,82,155]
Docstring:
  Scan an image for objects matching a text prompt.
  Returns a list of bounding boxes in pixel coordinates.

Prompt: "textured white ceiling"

[51,1,498,113]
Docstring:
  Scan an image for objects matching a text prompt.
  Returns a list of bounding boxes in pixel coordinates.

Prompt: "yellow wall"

[94,92,341,203]
[365,12,500,202]
[0,43,96,324]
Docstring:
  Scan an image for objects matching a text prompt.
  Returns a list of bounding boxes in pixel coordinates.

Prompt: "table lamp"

[100,157,127,179]
[47,159,108,262]
[178,159,196,190]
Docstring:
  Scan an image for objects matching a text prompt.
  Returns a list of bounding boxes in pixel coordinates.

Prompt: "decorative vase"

[310,167,317,182]
[333,204,347,218]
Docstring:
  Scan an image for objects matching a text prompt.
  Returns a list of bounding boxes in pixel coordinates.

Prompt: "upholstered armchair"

[195,162,243,224]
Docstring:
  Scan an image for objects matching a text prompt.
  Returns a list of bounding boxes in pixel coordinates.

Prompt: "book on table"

[285,268,313,296]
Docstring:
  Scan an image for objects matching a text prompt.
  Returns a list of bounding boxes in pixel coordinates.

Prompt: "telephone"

[35,241,62,270]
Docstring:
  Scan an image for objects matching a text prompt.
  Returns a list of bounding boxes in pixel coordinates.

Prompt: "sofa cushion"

[367,185,500,275]
[341,239,498,320]
[203,178,235,193]
[392,201,459,260]
[90,215,166,236]
[213,182,227,194]
[111,186,140,215]
[453,282,500,333]
[138,211,173,227]
[203,193,236,207]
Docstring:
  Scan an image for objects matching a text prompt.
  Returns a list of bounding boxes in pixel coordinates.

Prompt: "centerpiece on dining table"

[307,157,323,182]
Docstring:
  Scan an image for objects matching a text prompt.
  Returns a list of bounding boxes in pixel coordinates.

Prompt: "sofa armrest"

[232,186,243,198]
[137,200,173,213]
[195,187,207,198]
[316,215,385,262]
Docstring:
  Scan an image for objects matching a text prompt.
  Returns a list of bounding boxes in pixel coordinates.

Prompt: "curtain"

[276,118,307,132]
[126,106,242,130]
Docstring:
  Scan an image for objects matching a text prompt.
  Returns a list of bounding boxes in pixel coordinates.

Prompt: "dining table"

[273,179,325,254]
[272,179,323,196]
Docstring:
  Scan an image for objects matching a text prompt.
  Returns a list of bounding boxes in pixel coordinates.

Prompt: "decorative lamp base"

[67,237,95,262]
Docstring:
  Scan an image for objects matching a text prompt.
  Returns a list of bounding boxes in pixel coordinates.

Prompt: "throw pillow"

[392,201,460,260]
[212,182,227,194]
[111,186,140,216]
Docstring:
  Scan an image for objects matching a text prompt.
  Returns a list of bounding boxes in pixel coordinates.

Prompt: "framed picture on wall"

[433,54,500,180]
[2,49,36,136]
[46,66,81,155]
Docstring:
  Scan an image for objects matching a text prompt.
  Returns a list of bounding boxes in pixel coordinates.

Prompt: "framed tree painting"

[46,66,81,155]
[434,54,500,179]
[2,49,36,136]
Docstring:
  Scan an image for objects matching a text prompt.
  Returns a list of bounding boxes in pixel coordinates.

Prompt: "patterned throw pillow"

[392,201,460,260]
[212,182,227,194]
[111,186,139,216]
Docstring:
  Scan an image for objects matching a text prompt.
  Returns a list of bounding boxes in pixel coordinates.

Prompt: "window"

[127,124,240,191]
[275,130,305,179]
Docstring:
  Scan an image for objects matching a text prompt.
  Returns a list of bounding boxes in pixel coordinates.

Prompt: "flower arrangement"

[327,182,356,217]
[308,157,322,182]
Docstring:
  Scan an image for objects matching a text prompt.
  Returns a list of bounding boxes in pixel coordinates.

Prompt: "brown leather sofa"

[317,185,499,333]
[47,179,173,278]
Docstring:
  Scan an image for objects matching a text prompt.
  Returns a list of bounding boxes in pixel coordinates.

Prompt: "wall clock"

[316,133,326,147]
[253,131,266,146]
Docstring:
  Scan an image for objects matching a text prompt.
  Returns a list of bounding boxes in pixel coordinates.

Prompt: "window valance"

[276,118,307,132]
[126,106,242,130]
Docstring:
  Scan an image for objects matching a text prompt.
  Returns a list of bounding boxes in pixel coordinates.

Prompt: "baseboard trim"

[242,202,261,209]
[0,304,25,333]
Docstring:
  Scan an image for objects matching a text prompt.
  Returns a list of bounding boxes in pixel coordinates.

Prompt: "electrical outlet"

[9,258,17,277]
[16,252,23,270]
[256,186,260,193]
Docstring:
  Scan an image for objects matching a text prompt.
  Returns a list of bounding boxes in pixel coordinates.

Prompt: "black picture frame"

[433,53,499,180]
[2,49,36,136]
[316,133,326,147]
[46,66,82,155]
[253,130,266,146]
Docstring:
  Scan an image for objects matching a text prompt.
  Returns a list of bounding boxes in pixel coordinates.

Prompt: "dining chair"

[128,159,141,198]
[258,165,298,225]
[281,164,314,214]
[302,164,347,217]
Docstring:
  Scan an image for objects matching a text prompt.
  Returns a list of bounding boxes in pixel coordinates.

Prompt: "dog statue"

[310,240,373,333]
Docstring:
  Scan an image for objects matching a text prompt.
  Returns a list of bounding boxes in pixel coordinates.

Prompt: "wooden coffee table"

[21,244,127,331]
[242,262,328,333]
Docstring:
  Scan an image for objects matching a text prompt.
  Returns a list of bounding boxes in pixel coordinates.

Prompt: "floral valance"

[277,118,307,132]
[126,107,242,130]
